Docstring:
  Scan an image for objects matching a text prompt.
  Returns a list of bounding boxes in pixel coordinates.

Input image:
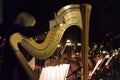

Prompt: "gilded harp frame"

[10,4,92,80]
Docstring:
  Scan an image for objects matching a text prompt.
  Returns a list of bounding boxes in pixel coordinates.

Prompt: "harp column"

[80,4,92,80]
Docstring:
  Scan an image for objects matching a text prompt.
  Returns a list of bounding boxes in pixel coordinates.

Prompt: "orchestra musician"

[1,11,64,80]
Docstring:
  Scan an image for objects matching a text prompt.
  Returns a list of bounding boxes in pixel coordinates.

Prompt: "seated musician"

[2,12,64,80]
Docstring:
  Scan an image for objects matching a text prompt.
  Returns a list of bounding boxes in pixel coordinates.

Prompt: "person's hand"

[55,16,64,25]
[49,16,64,29]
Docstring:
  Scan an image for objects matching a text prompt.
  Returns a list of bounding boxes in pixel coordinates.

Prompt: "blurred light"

[102,50,106,54]
[66,39,72,46]
[66,43,72,46]
[57,44,61,47]
[77,43,81,46]
[66,39,71,43]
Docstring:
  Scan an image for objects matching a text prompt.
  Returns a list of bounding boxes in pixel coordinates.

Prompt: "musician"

[1,12,64,80]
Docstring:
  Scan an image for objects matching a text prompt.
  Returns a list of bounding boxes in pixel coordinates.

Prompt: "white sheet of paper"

[39,64,70,80]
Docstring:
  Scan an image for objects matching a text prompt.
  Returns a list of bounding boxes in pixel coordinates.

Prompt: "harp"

[9,4,92,80]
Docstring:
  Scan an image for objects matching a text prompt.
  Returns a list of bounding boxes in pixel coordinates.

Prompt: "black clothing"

[8,24,49,37]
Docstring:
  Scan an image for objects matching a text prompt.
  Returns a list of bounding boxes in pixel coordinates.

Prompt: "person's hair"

[13,12,36,27]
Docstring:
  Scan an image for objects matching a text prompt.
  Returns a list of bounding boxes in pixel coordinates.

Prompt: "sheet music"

[39,64,70,80]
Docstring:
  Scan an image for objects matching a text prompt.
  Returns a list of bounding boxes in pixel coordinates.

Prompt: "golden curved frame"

[9,4,92,80]
[19,4,83,59]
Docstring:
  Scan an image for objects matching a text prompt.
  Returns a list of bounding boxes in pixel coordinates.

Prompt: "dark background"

[0,1,120,79]
[2,0,120,46]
